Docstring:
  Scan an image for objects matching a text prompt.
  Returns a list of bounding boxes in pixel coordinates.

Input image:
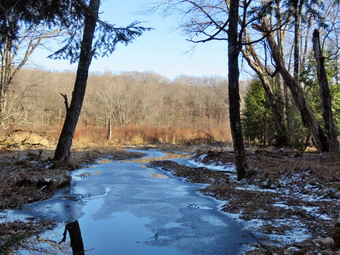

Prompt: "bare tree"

[0,26,59,126]
[228,0,248,179]
[153,0,248,179]
[257,17,329,151]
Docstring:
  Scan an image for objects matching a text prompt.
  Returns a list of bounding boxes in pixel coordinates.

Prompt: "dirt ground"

[0,144,339,254]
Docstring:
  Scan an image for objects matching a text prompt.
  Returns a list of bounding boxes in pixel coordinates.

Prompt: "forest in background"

[2,60,339,151]
[1,69,247,146]
[0,0,339,156]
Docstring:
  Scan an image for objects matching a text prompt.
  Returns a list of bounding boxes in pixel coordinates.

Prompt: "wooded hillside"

[3,69,247,146]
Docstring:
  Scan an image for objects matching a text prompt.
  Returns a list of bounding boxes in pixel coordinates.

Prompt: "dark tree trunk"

[228,0,248,180]
[54,0,100,161]
[313,29,339,154]
[107,116,112,140]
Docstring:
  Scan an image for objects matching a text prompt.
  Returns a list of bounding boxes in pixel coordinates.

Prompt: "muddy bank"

[0,148,144,210]
[149,149,340,254]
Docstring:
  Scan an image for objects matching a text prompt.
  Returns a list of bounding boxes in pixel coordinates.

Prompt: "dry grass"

[41,124,232,148]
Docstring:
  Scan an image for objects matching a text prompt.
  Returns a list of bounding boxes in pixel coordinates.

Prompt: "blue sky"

[29,0,237,80]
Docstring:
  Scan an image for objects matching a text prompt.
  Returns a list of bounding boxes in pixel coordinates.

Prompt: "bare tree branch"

[186,19,229,43]
[60,93,69,113]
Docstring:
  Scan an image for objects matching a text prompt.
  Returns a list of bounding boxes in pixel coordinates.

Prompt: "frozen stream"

[2,149,252,254]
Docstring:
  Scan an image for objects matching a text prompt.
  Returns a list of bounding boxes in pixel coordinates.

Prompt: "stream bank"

[0,146,339,254]
[0,148,252,254]
[149,149,340,254]
[0,148,145,252]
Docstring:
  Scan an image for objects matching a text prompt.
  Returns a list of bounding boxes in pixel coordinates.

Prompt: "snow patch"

[235,185,277,193]
[189,159,236,172]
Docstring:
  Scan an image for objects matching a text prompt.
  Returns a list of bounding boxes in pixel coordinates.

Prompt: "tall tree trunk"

[0,41,12,126]
[260,19,329,152]
[54,0,100,161]
[228,0,248,180]
[301,16,313,76]
[313,29,339,154]
[275,4,292,134]
[293,0,302,82]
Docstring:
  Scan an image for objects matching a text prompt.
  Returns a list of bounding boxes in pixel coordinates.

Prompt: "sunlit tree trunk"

[293,0,303,82]
[275,1,292,134]
[54,0,100,161]
[0,41,11,126]
[313,29,339,154]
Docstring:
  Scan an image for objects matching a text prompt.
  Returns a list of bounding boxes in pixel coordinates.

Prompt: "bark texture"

[228,0,248,180]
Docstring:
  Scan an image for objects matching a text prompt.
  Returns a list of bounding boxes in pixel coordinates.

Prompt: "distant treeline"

[6,69,248,145]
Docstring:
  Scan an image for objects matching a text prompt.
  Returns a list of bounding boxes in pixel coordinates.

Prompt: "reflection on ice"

[164,221,183,229]
[152,173,168,178]
[123,151,191,164]
[60,220,84,255]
